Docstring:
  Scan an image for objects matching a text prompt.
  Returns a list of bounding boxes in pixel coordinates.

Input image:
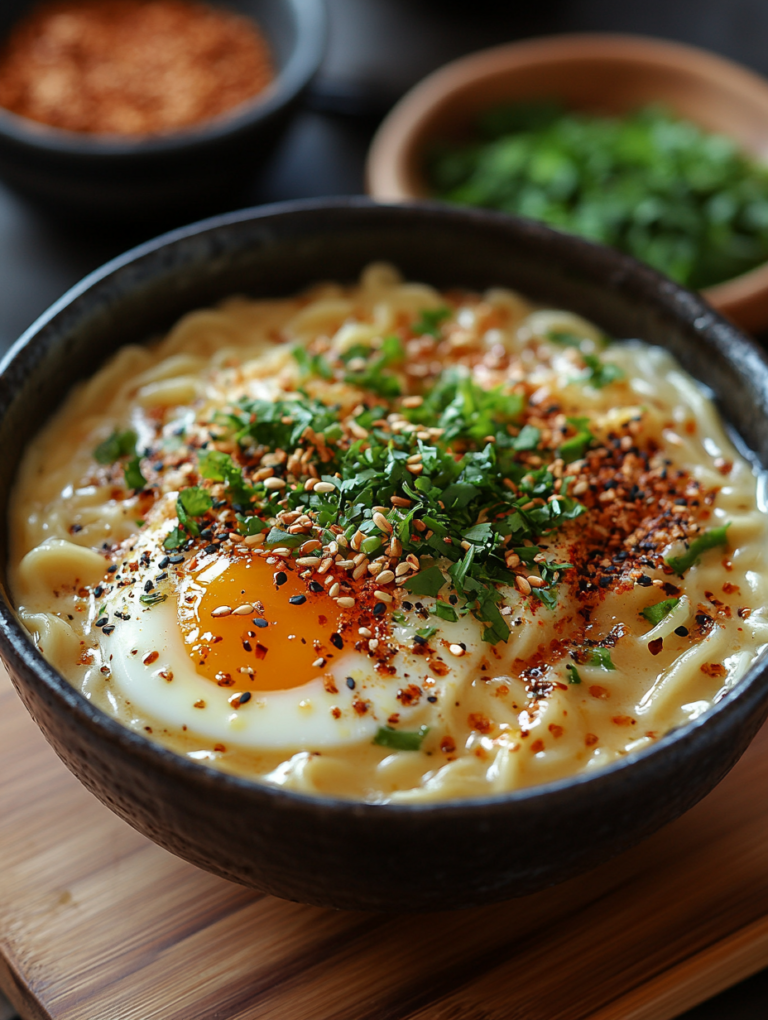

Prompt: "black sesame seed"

[238,691,252,705]
[155,572,168,581]
[169,554,184,564]
[107,565,118,573]
[93,586,104,597]
[346,677,356,689]
[402,601,413,611]
[674,626,689,637]
[413,635,427,646]
[696,614,710,625]
[330,632,343,649]
[449,594,458,605]
[158,556,169,569]
[95,617,108,628]
[242,640,252,652]
[308,581,323,593]
[288,594,306,605]
[637,575,653,587]
[212,499,228,509]
[200,528,213,540]
[373,602,386,616]
[599,576,612,588]
[253,618,268,628]
[427,695,438,703]
[275,571,288,586]
[144,580,154,593]
[101,625,115,635]
[204,544,217,555]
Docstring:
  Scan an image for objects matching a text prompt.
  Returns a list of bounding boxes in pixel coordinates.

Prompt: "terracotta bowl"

[2,199,768,912]
[367,34,768,333]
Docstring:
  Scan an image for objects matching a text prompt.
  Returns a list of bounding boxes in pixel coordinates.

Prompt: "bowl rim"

[365,32,768,328]
[1,195,768,818]
[0,0,326,157]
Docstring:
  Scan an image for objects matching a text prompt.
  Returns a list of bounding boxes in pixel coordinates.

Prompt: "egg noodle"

[10,264,768,802]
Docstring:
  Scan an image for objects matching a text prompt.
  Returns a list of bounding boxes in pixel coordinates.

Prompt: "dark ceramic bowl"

[1,199,768,912]
[0,0,326,223]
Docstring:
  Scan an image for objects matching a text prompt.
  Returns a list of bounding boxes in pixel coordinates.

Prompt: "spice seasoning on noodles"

[0,0,274,136]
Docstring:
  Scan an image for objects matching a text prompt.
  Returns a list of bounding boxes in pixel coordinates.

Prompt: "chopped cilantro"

[547,330,586,348]
[566,663,582,684]
[641,597,681,626]
[93,428,137,465]
[432,601,458,622]
[292,346,333,380]
[140,592,168,607]
[412,307,451,338]
[123,456,146,491]
[163,527,185,550]
[344,335,404,398]
[559,416,593,463]
[175,486,212,538]
[404,566,446,597]
[416,625,438,639]
[236,514,267,536]
[588,648,616,670]
[665,525,731,575]
[580,354,625,389]
[373,725,430,751]
[198,450,254,506]
[512,425,541,451]
[264,527,304,549]
[533,586,558,610]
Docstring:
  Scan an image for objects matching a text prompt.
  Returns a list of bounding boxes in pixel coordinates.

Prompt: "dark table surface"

[1,1,768,1017]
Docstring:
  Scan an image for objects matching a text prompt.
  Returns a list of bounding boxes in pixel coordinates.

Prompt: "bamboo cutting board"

[1,667,768,1020]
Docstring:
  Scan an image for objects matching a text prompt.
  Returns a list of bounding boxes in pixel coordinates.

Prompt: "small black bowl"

[0,0,326,223]
[1,198,768,912]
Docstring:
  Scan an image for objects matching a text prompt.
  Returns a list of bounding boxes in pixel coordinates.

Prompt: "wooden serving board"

[2,667,768,1020]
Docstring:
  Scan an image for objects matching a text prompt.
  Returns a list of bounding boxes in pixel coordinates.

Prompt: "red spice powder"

[0,0,274,135]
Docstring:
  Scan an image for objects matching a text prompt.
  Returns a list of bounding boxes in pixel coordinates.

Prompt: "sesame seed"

[373,602,386,615]
[515,576,532,595]
[275,571,288,586]
[244,533,265,546]
[377,570,395,585]
[211,606,232,618]
[289,595,307,605]
[373,590,393,602]
[312,657,326,668]
[368,639,379,652]
[329,582,340,598]
[337,559,356,569]
[337,597,355,608]
[296,556,321,566]
[406,463,424,475]
[308,581,323,593]
[395,562,411,576]
[358,627,372,637]
[401,395,423,408]
[330,633,344,649]
[352,561,369,580]
[449,643,465,657]
[253,618,268,628]
[527,576,546,588]
[232,604,254,615]
[314,481,336,493]
[346,676,356,689]
[372,512,392,533]
[263,477,286,490]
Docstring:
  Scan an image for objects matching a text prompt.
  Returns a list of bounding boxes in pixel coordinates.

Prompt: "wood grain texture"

[1,666,767,1020]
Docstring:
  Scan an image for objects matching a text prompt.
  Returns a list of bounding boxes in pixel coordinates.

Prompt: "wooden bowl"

[367,34,768,333]
[2,199,768,911]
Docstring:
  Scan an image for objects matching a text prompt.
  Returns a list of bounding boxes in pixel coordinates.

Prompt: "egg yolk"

[178,552,349,692]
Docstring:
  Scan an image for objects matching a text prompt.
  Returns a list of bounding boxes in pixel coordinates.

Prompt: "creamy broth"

[10,264,768,802]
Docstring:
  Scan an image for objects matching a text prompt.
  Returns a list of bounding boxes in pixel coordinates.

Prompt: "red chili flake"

[612,715,636,726]
[440,735,456,754]
[589,685,610,700]
[467,712,491,733]
[331,707,341,719]
[701,662,727,679]
[213,744,226,753]
[396,684,422,706]
[387,713,400,726]
[428,658,450,677]
[548,724,564,738]
[323,676,338,694]
[648,638,664,656]
[738,607,752,619]
[216,672,234,687]
[254,643,268,660]
[585,733,599,747]
[352,698,369,715]
[142,650,159,665]
[722,582,740,595]
[530,739,545,753]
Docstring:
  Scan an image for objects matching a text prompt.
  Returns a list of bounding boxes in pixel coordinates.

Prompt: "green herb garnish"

[641,597,681,626]
[404,566,446,598]
[140,592,168,607]
[432,601,459,623]
[580,354,625,389]
[412,307,451,338]
[292,346,333,380]
[588,648,616,670]
[93,429,137,465]
[665,525,730,575]
[123,456,146,491]
[373,725,429,751]
[559,416,593,463]
[566,663,582,684]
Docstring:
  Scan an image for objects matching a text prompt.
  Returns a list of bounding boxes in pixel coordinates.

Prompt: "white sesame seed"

[337,559,356,569]
[232,604,254,615]
[313,481,336,493]
[527,575,546,589]
[449,643,465,657]
[329,582,340,598]
[312,657,326,668]
[352,560,369,580]
[516,576,532,595]
[373,590,393,602]
[377,569,395,585]
[337,596,355,608]
[395,562,411,576]
[244,533,265,546]
[368,638,379,651]
[304,477,317,491]
[372,511,393,533]
[211,606,232,618]
[296,556,321,566]
[271,547,291,557]
[358,627,372,637]
[263,477,286,490]
[317,557,333,574]
[401,395,423,408]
